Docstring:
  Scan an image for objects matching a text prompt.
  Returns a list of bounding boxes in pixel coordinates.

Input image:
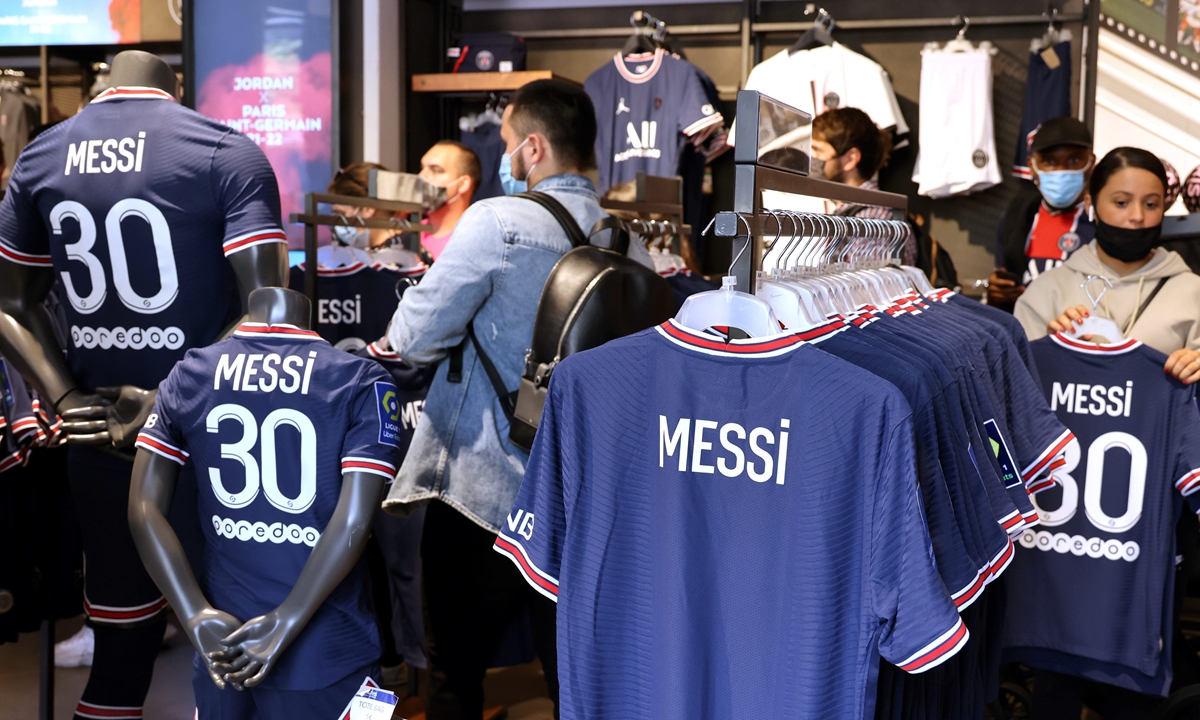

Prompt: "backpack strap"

[588,215,631,254]
[515,191,588,248]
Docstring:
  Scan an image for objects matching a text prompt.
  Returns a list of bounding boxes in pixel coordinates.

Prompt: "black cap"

[1030,116,1092,155]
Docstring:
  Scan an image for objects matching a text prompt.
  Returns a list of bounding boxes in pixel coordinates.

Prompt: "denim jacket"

[383,174,650,532]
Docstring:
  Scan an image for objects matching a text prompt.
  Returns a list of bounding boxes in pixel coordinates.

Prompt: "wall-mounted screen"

[0,0,142,45]
[191,0,334,248]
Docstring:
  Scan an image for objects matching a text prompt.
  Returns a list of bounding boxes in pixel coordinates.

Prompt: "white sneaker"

[54,624,94,667]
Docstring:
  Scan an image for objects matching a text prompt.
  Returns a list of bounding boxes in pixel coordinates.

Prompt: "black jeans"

[420,500,559,720]
[1031,668,1160,720]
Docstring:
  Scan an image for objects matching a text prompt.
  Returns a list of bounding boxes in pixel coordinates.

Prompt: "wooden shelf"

[411,71,577,93]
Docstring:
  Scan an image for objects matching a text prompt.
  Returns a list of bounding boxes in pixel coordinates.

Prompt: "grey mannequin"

[0,50,287,455]
[129,287,385,690]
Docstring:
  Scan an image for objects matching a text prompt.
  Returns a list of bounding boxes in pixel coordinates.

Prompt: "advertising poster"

[1102,0,1169,43]
[0,0,141,45]
[192,0,334,248]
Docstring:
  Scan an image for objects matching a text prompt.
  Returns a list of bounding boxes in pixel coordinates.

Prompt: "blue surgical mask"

[499,138,530,195]
[332,224,371,249]
[1033,159,1089,209]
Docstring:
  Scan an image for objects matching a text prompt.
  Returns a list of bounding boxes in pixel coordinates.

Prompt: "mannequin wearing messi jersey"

[129,288,388,692]
[0,50,288,448]
[0,49,290,720]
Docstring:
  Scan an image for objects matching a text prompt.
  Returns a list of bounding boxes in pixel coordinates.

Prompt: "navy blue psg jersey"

[1004,334,1200,696]
[135,322,403,689]
[0,86,286,393]
[352,339,433,463]
[585,49,724,193]
[497,320,967,720]
[287,262,415,351]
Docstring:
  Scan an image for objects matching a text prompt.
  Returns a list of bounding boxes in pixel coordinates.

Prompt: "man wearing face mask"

[382,79,653,720]
[327,162,397,257]
[989,117,1096,311]
[418,140,481,260]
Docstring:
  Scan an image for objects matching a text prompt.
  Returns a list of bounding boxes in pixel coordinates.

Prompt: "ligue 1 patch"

[984,419,1021,488]
[972,150,988,168]
[475,50,495,71]
[1058,232,1081,253]
[374,381,402,447]
[823,91,840,109]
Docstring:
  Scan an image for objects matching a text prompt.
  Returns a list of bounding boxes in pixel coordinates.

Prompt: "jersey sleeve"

[872,416,969,674]
[677,65,724,139]
[338,364,402,481]
[1172,390,1200,502]
[493,377,568,602]
[0,155,51,267]
[210,130,287,257]
[134,371,190,465]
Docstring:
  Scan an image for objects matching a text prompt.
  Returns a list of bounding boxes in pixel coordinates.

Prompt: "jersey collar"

[233,323,324,341]
[656,319,806,358]
[91,86,177,103]
[614,48,664,84]
[1050,332,1142,355]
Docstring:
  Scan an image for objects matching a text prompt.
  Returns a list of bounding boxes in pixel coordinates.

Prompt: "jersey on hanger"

[0,87,286,392]
[496,320,967,720]
[287,262,417,351]
[1014,41,1072,178]
[1003,334,1200,696]
[135,322,403,689]
[586,48,724,193]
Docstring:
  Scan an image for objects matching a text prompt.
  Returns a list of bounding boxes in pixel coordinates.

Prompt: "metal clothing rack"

[716,90,908,294]
[288,193,425,316]
[600,172,692,254]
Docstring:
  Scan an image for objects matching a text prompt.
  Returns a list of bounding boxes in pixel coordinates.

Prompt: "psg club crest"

[1058,232,1082,253]
[823,92,840,109]
[375,382,402,447]
[972,150,988,168]
[475,50,495,71]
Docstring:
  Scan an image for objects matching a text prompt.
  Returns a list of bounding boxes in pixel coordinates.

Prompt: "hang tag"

[1040,47,1061,70]
[346,686,398,720]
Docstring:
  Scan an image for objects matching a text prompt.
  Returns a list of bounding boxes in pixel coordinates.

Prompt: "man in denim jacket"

[384,79,650,719]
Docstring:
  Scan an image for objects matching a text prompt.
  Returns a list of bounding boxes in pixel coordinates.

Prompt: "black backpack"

[449,192,675,452]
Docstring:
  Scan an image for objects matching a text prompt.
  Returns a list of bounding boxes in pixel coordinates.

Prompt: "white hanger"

[675,215,781,337]
[757,211,822,329]
[1066,275,1125,343]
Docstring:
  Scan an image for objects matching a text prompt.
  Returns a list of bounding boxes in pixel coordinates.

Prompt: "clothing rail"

[511,13,1084,40]
[719,91,908,294]
[600,171,690,253]
[290,192,425,317]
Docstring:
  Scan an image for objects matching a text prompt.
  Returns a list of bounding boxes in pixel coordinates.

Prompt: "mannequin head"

[109,50,178,97]
[247,287,312,328]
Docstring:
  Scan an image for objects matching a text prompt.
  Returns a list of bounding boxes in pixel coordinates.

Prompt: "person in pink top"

[419,140,480,259]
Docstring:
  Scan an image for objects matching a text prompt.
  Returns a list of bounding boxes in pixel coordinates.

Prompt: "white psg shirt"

[731,43,908,147]
[912,48,1002,198]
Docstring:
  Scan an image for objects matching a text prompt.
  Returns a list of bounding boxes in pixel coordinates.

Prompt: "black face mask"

[1094,218,1162,262]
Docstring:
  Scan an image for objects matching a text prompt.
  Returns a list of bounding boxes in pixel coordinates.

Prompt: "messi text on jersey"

[64,132,146,175]
[214,351,318,394]
[1050,381,1134,417]
[318,296,362,325]
[659,415,791,485]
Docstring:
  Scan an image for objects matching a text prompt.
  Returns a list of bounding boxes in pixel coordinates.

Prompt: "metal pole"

[1080,0,1101,133]
[39,46,48,125]
[39,618,54,720]
[303,192,318,325]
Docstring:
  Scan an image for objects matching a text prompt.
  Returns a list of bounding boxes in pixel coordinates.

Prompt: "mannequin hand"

[186,608,244,689]
[986,271,1025,305]
[1048,305,1094,341]
[1166,349,1200,385]
[210,610,299,689]
[60,386,155,452]
[55,389,111,443]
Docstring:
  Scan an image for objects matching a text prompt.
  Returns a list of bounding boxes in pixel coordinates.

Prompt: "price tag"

[347,687,398,720]
[1040,46,1062,70]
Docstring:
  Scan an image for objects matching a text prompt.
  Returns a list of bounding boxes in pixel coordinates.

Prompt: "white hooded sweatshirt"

[1015,241,1200,354]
